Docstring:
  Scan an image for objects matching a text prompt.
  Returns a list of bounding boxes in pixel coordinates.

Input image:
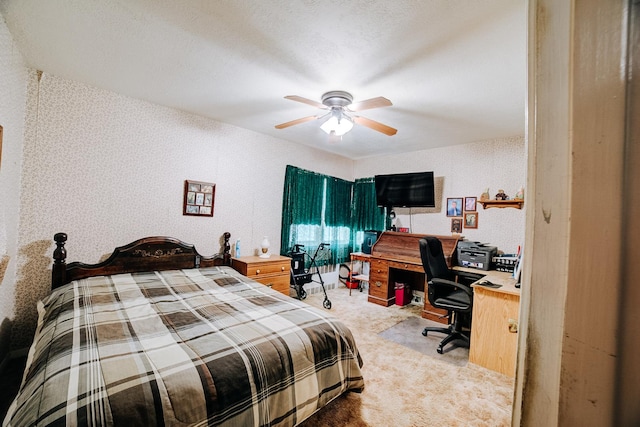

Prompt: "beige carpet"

[299,287,514,427]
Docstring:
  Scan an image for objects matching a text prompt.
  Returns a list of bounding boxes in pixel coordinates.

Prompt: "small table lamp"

[259,236,271,258]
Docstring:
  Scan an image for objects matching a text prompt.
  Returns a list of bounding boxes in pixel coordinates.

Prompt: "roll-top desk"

[368,231,462,323]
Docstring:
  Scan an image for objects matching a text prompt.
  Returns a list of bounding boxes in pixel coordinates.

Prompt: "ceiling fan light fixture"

[320,111,353,136]
[276,90,396,136]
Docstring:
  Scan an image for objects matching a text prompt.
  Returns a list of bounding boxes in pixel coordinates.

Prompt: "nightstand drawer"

[246,262,289,277]
[231,255,292,297]
[254,275,290,293]
[232,256,291,275]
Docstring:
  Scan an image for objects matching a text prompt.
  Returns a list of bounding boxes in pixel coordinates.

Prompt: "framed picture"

[183,180,215,217]
[451,218,463,233]
[465,197,477,211]
[446,198,463,217]
[464,211,478,229]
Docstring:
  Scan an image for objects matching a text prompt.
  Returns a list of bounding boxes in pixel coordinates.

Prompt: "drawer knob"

[256,269,261,274]
[375,281,382,287]
[281,266,285,271]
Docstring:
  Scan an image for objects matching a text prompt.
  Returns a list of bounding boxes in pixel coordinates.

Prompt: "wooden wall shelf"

[478,199,524,209]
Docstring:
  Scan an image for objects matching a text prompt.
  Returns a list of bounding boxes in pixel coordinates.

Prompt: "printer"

[456,241,497,271]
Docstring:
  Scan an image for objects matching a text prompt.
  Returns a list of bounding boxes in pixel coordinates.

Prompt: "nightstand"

[231,255,291,296]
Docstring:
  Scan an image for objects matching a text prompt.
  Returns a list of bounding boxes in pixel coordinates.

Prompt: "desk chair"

[419,236,473,354]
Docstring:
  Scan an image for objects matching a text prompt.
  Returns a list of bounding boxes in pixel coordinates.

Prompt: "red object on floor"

[395,283,411,306]
[346,280,359,289]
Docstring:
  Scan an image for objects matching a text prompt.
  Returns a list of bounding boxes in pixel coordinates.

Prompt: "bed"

[4,232,364,427]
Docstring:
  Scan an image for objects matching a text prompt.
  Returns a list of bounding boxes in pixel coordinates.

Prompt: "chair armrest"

[430,278,474,298]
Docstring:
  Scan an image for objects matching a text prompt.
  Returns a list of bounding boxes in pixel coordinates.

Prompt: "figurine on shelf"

[515,186,525,200]
[480,188,490,200]
[495,189,509,200]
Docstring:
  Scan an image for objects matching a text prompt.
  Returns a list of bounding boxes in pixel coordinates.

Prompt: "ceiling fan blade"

[353,115,398,136]
[348,96,392,112]
[275,115,320,129]
[284,95,326,109]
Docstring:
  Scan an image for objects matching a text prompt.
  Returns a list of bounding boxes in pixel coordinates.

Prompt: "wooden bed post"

[223,232,231,266]
[52,232,68,288]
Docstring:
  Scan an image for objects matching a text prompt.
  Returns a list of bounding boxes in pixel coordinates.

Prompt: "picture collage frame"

[183,180,215,217]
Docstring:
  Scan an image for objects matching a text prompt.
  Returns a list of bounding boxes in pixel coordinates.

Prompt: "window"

[281,166,352,265]
[281,166,386,265]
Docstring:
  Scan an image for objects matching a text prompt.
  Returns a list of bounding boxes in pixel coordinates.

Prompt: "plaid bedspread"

[4,266,364,427]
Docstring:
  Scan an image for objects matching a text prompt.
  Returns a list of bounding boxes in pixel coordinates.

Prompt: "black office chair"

[419,236,473,354]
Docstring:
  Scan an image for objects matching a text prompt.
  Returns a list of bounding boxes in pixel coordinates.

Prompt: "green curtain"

[324,177,353,227]
[324,176,354,264]
[281,165,325,254]
[351,177,387,252]
[280,166,355,265]
[281,167,387,265]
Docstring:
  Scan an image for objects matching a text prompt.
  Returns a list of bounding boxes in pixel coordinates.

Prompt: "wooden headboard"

[52,232,231,289]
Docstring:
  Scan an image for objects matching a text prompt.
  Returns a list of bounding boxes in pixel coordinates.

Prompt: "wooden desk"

[455,266,521,377]
[352,232,521,377]
[365,231,461,323]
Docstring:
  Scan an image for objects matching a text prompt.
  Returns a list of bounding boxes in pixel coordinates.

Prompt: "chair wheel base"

[422,325,470,355]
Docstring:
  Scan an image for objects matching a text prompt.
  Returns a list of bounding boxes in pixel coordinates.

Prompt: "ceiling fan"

[275,90,397,136]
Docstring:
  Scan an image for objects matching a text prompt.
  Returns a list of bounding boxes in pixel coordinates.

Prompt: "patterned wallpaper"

[0,17,27,360]
[10,72,353,349]
[355,135,526,254]
[5,68,525,352]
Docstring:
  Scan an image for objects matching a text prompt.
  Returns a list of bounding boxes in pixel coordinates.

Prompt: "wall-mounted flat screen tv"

[375,171,435,208]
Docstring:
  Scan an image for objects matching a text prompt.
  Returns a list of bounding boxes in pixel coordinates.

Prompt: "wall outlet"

[410,290,424,306]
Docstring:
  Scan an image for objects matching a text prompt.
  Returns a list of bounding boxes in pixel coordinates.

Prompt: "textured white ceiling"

[0,0,526,159]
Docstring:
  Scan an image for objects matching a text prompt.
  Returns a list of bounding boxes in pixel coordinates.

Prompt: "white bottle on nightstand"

[235,239,241,258]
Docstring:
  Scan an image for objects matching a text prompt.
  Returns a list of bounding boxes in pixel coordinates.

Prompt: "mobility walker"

[289,243,332,309]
